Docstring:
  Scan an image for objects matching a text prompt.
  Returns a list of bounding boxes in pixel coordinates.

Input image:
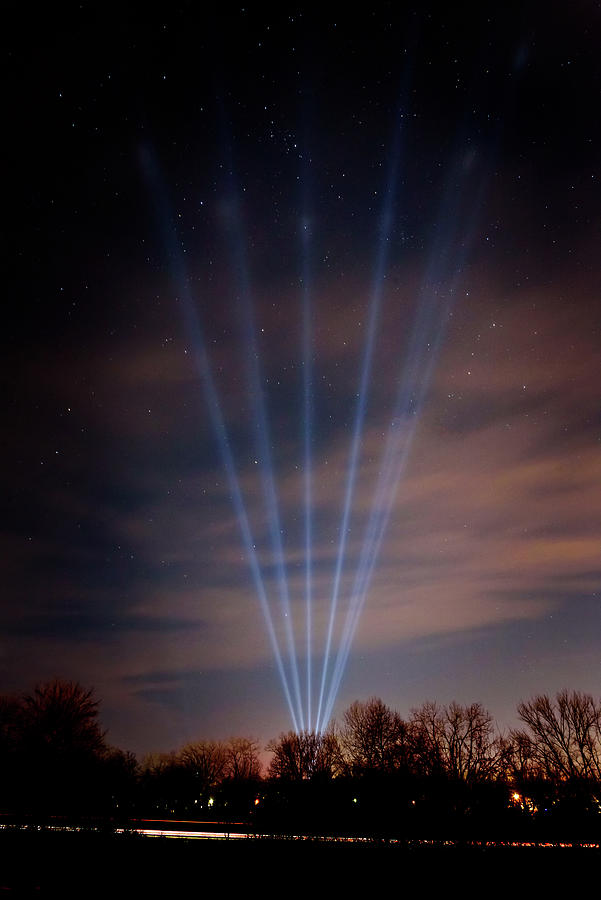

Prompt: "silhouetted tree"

[509,690,601,816]
[22,680,106,757]
[340,697,411,775]
[218,737,262,815]
[17,679,109,813]
[178,740,227,807]
[505,729,538,782]
[411,701,503,782]
[224,737,262,781]
[100,747,140,815]
[513,690,601,782]
[139,752,183,814]
[139,739,262,816]
[267,731,341,780]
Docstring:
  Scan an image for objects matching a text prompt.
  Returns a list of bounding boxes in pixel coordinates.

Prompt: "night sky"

[4,3,601,756]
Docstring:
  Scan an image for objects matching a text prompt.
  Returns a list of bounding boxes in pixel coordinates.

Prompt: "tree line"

[2,680,601,836]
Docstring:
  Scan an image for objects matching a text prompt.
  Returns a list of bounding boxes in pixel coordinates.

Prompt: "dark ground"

[1,830,599,895]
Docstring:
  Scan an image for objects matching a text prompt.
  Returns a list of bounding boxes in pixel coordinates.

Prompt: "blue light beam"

[321,156,489,729]
[315,108,406,734]
[139,144,300,732]
[221,178,305,731]
[321,288,454,728]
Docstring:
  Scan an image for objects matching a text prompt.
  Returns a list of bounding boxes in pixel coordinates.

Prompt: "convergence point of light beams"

[141,99,490,735]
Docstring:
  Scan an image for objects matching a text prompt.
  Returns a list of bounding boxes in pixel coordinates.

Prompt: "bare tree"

[267,730,341,780]
[178,740,227,802]
[139,751,183,814]
[512,690,601,782]
[140,751,178,778]
[503,729,538,783]
[224,737,262,781]
[340,697,411,775]
[410,701,445,776]
[411,700,502,782]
